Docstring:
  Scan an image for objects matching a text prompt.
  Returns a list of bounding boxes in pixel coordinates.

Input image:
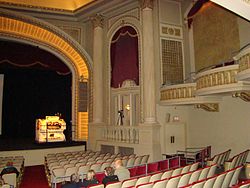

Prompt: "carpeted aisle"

[20,165,50,188]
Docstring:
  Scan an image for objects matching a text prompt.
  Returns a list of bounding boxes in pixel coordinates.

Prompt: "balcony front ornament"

[232,92,250,102]
[195,103,219,112]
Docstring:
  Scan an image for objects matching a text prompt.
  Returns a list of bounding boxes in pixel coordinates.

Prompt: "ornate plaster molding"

[91,14,104,28]
[195,103,219,112]
[140,0,154,9]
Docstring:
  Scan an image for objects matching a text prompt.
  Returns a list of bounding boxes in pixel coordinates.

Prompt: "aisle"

[20,165,49,188]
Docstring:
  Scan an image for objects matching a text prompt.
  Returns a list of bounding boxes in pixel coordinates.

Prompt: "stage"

[0,137,87,166]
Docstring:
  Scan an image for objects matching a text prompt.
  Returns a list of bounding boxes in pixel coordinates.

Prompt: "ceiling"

[0,0,96,12]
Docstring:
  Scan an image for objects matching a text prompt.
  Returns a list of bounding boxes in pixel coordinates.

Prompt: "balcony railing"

[160,83,196,101]
[102,126,139,144]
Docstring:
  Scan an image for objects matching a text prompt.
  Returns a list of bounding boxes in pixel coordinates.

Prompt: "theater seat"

[2,173,17,188]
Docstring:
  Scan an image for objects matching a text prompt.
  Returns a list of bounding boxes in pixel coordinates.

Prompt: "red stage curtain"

[110,26,139,88]
[0,41,70,75]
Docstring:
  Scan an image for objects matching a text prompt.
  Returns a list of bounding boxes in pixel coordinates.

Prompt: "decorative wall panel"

[193,3,240,71]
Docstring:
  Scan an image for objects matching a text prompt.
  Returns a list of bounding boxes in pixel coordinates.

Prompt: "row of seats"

[88,164,217,188]
[224,149,249,171]
[46,151,148,186]
[49,156,180,187]
[182,165,243,188]
[95,162,200,186]
[50,155,147,184]
[206,149,231,168]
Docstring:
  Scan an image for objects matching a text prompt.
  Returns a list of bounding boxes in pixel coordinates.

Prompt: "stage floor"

[0,137,86,151]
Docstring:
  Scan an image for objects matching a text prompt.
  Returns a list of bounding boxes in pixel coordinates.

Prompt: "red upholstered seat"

[95,172,105,183]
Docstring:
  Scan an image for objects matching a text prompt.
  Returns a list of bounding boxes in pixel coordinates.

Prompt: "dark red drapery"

[0,41,70,75]
[110,26,139,88]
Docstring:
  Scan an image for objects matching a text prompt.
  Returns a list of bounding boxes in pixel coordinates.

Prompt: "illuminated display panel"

[36,116,66,143]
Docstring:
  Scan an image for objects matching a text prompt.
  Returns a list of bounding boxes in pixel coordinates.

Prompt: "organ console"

[35,115,66,143]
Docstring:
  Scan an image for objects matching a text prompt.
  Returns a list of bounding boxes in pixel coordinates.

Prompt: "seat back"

[177,172,192,187]
[127,158,136,168]
[171,167,182,177]
[192,180,206,188]
[181,165,191,174]
[52,167,65,183]
[100,162,112,172]
[121,178,137,188]
[212,173,226,188]
[207,165,217,178]
[137,182,153,188]
[229,166,243,187]
[141,155,150,164]
[122,159,128,167]
[90,163,102,172]
[135,175,151,186]
[203,176,216,188]
[78,165,90,179]
[2,173,17,188]
[134,156,143,166]
[166,176,181,188]
[221,169,234,188]
[106,181,122,188]
[149,172,163,183]
[198,166,210,181]
[189,162,199,172]
[161,170,172,180]
[152,179,168,188]
[64,166,77,181]
[188,169,202,184]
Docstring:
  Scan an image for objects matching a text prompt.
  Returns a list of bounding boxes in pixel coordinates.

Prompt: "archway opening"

[0,40,72,141]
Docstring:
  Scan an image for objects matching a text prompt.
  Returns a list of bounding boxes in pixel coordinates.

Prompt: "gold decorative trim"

[196,66,238,90]
[236,52,250,72]
[232,92,250,102]
[195,103,219,112]
[161,84,196,101]
[0,1,73,13]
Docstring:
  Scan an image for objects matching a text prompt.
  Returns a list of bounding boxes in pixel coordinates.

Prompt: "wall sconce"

[125,104,130,111]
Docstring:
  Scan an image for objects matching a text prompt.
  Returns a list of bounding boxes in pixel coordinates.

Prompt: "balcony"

[160,83,221,105]
[234,45,250,82]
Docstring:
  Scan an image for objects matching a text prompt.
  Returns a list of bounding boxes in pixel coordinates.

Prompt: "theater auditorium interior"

[0,0,250,187]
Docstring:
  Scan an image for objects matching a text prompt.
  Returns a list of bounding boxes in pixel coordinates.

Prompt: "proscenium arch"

[0,8,92,140]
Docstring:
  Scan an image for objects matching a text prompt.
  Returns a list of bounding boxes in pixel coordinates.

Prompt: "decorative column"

[141,0,156,124]
[88,14,105,151]
[92,14,104,123]
[135,0,162,162]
